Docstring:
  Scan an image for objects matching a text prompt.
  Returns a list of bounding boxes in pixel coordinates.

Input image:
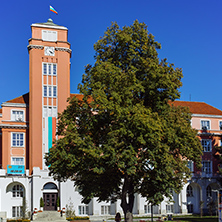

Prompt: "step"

[34,211,66,221]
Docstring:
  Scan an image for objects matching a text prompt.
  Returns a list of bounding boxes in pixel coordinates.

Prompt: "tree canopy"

[45,20,202,222]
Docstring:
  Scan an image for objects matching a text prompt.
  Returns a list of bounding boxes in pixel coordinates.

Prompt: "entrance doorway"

[43,193,58,211]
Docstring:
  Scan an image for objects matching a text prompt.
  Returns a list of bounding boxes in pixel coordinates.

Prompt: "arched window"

[12,184,24,197]
[43,183,57,190]
[206,186,212,197]
[187,185,193,197]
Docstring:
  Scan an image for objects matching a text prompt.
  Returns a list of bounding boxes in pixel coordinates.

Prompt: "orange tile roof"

[5,93,29,104]
[0,108,2,114]
[70,93,93,103]
[171,101,222,116]
[4,92,221,116]
[3,93,89,105]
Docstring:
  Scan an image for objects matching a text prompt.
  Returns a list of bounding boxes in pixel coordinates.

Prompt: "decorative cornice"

[0,124,28,129]
[55,47,72,54]
[1,103,28,108]
[31,23,67,30]
[27,44,44,51]
[192,114,222,118]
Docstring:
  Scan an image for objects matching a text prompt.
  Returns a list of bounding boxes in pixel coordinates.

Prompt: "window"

[42,63,57,76]
[42,30,57,42]
[187,161,193,172]
[187,204,193,213]
[202,161,212,174]
[12,206,22,217]
[12,157,24,165]
[48,64,52,75]
[166,204,174,214]
[43,63,47,75]
[12,133,24,147]
[48,86,52,97]
[78,205,89,215]
[11,111,24,121]
[144,205,151,214]
[201,120,210,130]
[206,186,212,197]
[219,121,222,130]
[12,184,24,197]
[44,86,47,97]
[53,64,57,75]
[101,205,110,215]
[43,183,57,190]
[43,86,57,98]
[201,139,212,152]
[43,107,57,117]
[187,185,193,197]
[53,86,57,97]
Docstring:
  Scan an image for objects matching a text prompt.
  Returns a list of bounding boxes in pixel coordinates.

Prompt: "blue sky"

[0,0,221,110]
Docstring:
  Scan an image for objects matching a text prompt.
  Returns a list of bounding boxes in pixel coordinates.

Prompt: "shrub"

[57,196,60,207]
[7,220,30,222]
[66,216,89,221]
[40,197,44,208]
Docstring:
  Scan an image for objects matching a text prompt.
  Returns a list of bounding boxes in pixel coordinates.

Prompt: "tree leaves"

[45,20,202,211]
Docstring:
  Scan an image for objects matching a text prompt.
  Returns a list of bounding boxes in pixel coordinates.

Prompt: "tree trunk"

[120,175,134,222]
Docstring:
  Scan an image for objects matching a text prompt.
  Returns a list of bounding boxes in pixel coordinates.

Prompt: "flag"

[50,5,58,14]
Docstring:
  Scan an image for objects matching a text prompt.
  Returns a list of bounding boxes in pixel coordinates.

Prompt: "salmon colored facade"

[28,19,71,173]
[172,101,222,214]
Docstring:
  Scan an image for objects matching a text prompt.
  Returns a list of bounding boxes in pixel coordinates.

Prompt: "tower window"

[42,30,57,42]
[44,86,47,97]
[48,64,52,75]
[43,86,57,98]
[48,86,52,97]
[43,64,47,75]
[43,63,57,76]
[53,64,57,75]
[53,86,57,97]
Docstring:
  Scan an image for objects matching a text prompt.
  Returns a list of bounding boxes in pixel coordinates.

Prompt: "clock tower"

[28,19,71,173]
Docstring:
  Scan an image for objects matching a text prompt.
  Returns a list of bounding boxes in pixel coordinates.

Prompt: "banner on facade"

[7,165,25,175]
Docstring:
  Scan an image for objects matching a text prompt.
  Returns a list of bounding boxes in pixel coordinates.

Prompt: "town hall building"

[0,19,222,219]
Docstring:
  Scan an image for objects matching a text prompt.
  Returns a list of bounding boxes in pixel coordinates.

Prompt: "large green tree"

[45,20,202,222]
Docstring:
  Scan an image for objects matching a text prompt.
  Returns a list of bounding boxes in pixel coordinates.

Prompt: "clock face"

[45,46,55,56]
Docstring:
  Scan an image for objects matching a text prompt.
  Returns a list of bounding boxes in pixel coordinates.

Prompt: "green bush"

[40,197,44,208]
[66,216,89,221]
[57,196,60,207]
[7,220,30,222]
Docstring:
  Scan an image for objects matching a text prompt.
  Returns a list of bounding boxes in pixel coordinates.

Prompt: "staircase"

[34,211,66,222]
